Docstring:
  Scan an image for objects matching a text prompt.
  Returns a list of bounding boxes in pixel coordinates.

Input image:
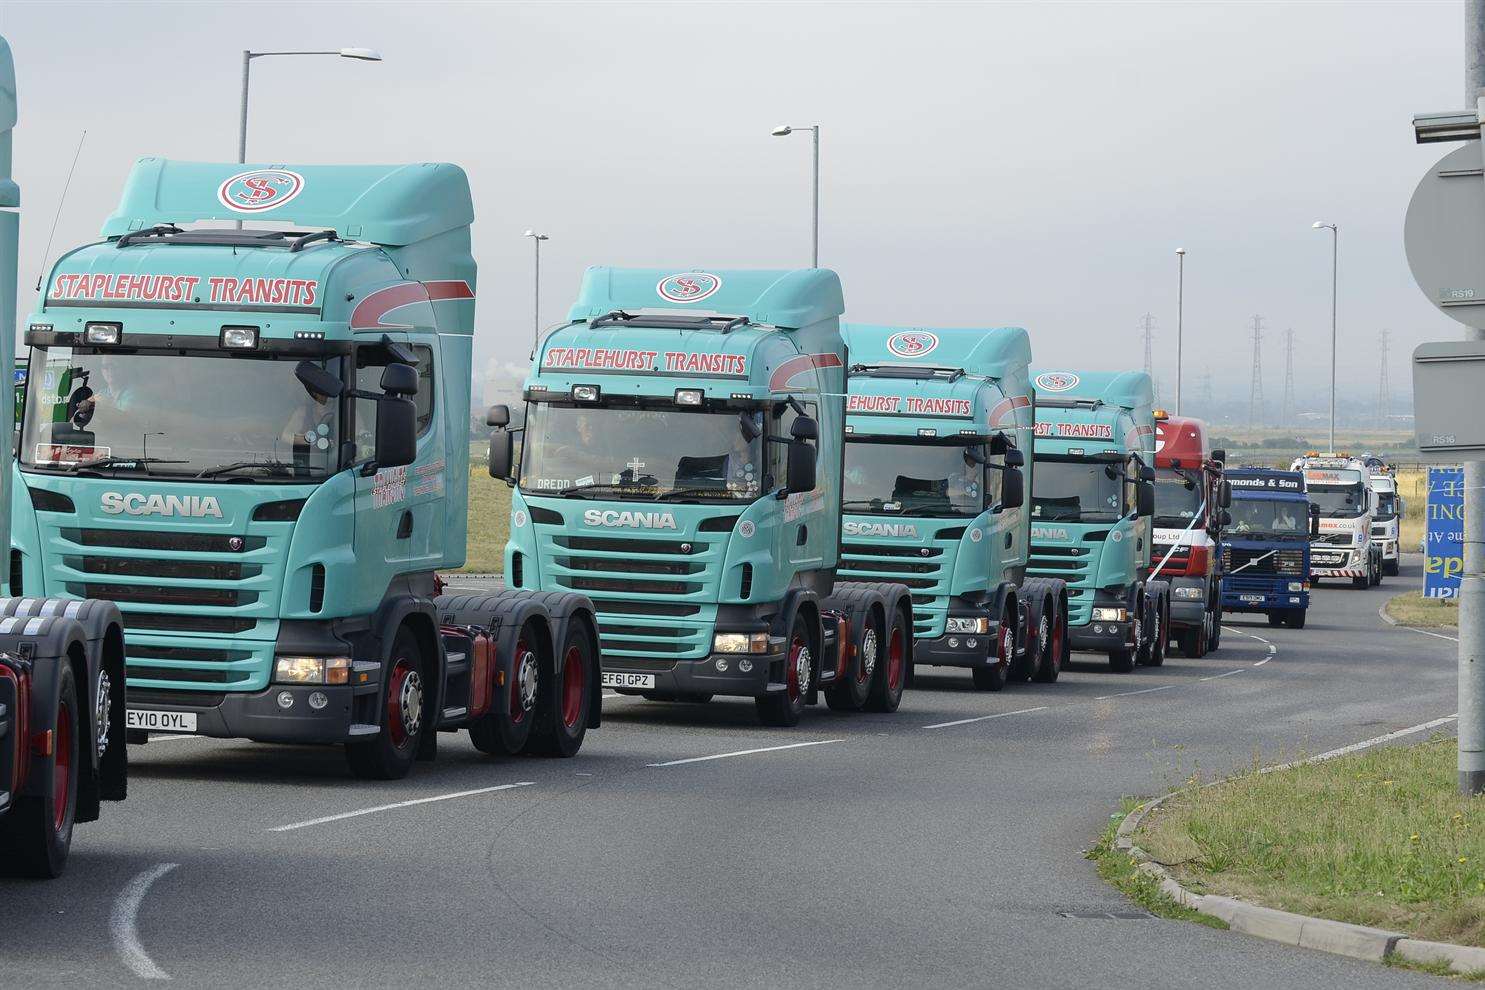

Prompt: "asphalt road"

[1,559,1460,989]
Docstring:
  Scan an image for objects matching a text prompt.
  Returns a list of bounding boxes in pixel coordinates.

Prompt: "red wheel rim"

[856,626,877,686]
[998,617,1013,667]
[887,626,904,692]
[510,638,534,725]
[561,645,585,729]
[53,701,72,832]
[385,656,417,751]
[787,635,807,702]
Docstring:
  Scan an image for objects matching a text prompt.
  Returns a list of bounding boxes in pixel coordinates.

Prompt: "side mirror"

[1136,480,1155,518]
[1220,480,1233,508]
[374,397,417,469]
[1219,508,1232,527]
[790,416,818,441]
[1310,504,1321,538]
[489,429,514,480]
[295,360,345,398]
[1001,465,1025,510]
[486,404,510,428]
[1005,447,1025,469]
[786,439,816,494]
[1212,448,1227,464]
[381,362,418,397]
[1139,465,1156,483]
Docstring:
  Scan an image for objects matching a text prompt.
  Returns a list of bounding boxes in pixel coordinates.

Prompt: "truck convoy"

[1289,454,1382,588]
[12,157,601,779]
[487,268,913,726]
[836,324,1068,690]
[1146,412,1229,657]
[1219,468,1314,628]
[1368,469,1402,577]
[1027,370,1169,672]
[0,34,129,878]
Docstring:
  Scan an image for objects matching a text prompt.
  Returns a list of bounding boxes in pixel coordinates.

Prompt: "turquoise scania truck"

[1026,370,1169,672]
[487,268,914,726]
[837,325,1069,691]
[12,157,600,779]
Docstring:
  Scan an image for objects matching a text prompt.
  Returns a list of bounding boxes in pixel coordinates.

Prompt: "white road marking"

[1397,626,1460,643]
[648,739,843,768]
[1200,669,1245,682]
[1222,628,1277,665]
[1265,714,1459,772]
[1254,657,1270,667]
[111,862,178,981]
[923,706,1048,730]
[270,781,534,832]
[1094,685,1175,701]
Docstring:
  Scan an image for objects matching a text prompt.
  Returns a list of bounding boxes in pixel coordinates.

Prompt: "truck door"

[774,400,827,570]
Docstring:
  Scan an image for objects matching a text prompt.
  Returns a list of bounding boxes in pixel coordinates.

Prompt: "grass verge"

[460,466,510,573]
[1385,590,1458,629]
[1086,798,1228,930]
[1133,737,1485,947]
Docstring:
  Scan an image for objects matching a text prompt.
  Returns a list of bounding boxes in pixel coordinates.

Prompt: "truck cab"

[1368,471,1402,576]
[837,324,1067,691]
[1027,370,1168,672]
[491,268,913,726]
[1288,454,1381,588]
[1219,468,1314,628]
[1146,412,1230,657]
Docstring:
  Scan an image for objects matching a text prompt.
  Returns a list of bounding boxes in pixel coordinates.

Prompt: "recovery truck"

[12,157,600,779]
[1146,412,1230,657]
[1219,468,1315,628]
[836,324,1068,691]
[1288,454,1381,588]
[1026,370,1169,673]
[0,33,128,878]
[1369,470,1402,576]
[487,268,914,726]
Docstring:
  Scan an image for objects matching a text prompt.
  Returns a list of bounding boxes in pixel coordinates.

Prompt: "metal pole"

[811,126,819,268]
[1329,227,1337,456]
[1175,250,1184,415]
[533,236,541,351]
[1462,0,1485,794]
[238,51,251,163]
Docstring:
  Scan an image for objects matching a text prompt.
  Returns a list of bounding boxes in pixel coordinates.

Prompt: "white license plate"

[601,672,655,689]
[126,709,198,733]
[1239,594,1265,603]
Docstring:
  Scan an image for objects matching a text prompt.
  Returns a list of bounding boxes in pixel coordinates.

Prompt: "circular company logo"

[1111,529,1123,543]
[1035,372,1080,393]
[217,168,306,214]
[968,527,983,543]
[886,331,939,359]
[738,520,756,539]
[656,272,722,304]
[512,510,528,529]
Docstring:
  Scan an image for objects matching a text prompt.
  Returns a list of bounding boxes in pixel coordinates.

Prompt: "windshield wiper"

[547,480,657,499]
[70,455,187,476]
[657,486,748,502]
[842,499,902,514]
[196,460,299,479]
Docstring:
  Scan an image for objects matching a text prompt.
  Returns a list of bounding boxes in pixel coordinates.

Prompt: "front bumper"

[1221,591,1309,613]
[1069,619,1132,652]
[604,647,786,698]
[1378,539,1399,561]
[126,682,368,744]
[1166,578,1209,629]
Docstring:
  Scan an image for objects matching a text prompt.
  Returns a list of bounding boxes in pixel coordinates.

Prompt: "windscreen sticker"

[542,347,747,376]
[49,273,318,307]
[217,168,306,213]
[372,466,407,508]
[656,272,722,304]
[1305,469,1362,484]
[1034,421,1113,439]
[34,443,107,467]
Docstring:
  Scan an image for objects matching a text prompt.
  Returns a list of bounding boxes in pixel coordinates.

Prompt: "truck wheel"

[526,624,595,758]
[825,611,878,712]
[757,615,812,726]
[1352,574,1369,589]
[1285,609,1307,630]
[1267,612,1283,627]
[865,606,908,713]
[1,664,80,878]
[1373,557,1384,586]
[347,629,426,780]
[1178,624,1205,659]
[1009,603,1044,684]
[1032,597,1066,683]
[470,631,539,755]
[972,612,1012,692]
[1210,607,1223,651]
[1384,557,1399,576]
[1143,601,1167,668]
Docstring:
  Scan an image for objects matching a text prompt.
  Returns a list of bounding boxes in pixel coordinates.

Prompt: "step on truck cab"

[0,33,128,878]
[837,325,1069,691]
[1288,454,1381,588]
[1219,468,1315,628]
[487,268,914,726]
[1368,470,1402,576]
[1146,412,1231,657]
[12,157,599,779]
[1027,370,1169,672]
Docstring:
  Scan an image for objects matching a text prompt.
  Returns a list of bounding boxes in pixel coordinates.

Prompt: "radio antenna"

[33,129,87,292]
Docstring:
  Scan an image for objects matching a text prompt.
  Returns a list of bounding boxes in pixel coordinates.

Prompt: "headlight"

[945,616,991,634]
[1173,587,1204,600]
[713,632,771,654]
[1288,581,1304,592]
[1092,607,1128,622]
[274,655,351,684]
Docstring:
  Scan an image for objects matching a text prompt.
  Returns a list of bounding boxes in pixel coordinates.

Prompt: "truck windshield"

[1031,457,1123,523]
[843,438,989,517]
[1374,491,1397,520]
[1308,483,1366,518]
[20,347,342,480]
[1153,469,1203,528]
[520,402,765,501]
[1227,498,1308,538]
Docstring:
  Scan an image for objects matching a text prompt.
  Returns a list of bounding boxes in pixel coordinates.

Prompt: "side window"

[1123,464,1138,516]
[772,400,818,489]
[353,344,435,463]
[983,441,1004,508]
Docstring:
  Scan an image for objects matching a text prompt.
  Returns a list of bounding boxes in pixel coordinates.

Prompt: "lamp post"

[1312,221,1338,454]
[771,124,820,268]
[1175,248,1185,415]
[525,230,549,353]
[239,48,382,163]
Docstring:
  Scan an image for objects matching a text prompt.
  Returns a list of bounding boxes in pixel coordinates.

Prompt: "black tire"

[972,607,1013,691]
[1143,601,1167,667]
[1373,558,1384,586]
[1108,647,1135,673]
[1285,609,1307,630]
[825,609,879,712]
[470,626,540,756]
[865,605,909,713]
[757,612,813,726]
[0,664,79,878]
[1267,612,1283,627]
[1210,607,1223,651]
[348,629,427,780]
[1384,557,1400,576]
[1032,596,1066,683]
[526,622,595,758]
[1178,624,1205,659]
[1352,574,1369,589]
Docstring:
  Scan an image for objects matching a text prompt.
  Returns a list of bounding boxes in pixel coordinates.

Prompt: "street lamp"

[239,48,383,163]
[1175,248,1185,415]
[525,230,549,353]
[771,124,820,268]
[1312,221,1338,454]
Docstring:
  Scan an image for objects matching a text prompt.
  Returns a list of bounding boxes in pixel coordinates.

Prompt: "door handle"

[397,511,413,540]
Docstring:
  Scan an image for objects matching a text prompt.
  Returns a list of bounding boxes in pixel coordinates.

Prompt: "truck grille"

[1315,532,1353,547]
[1221,547,1305,576]
[839,529,959,637]
[1028,535,1105,624]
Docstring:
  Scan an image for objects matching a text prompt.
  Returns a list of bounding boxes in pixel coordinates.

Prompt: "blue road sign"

[1425,466,1464,599]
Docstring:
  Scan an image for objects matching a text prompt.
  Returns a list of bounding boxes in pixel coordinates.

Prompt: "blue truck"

[1219,468,1315,628]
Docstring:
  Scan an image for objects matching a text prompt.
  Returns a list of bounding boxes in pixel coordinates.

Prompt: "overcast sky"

[0,1,1469,404]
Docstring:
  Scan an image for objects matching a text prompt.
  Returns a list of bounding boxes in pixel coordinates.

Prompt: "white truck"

[1288,454,1382,588]
[1368,472,1402,577]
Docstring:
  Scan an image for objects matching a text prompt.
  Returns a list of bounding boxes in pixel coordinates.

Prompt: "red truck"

[1146,412,1230,657]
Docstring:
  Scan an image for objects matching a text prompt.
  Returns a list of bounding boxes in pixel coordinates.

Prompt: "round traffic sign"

[1405,142,1485,329]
